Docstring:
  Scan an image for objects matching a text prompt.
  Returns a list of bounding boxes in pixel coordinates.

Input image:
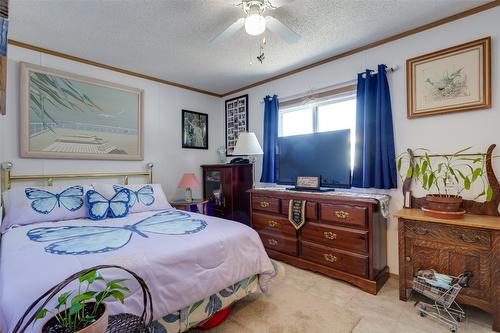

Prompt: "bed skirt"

[150,275,259,332]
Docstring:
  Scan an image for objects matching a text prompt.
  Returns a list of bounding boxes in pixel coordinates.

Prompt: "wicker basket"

[12,265,154,333]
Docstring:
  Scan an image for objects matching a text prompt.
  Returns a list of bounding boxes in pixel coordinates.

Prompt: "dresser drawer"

[302,222,368,253]
[301,241,368,277]
[252,196,280,213]
[252,212,296,236]
[258,231,297,256]
[405,221,490,249]
[320,203,367,227]
[281,200,318,220]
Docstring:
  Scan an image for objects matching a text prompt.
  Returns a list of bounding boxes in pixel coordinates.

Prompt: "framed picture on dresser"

[225,94,248,156]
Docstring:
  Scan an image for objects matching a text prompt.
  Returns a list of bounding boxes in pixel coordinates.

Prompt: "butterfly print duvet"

[27,210,207,255]
[0,209,275,333]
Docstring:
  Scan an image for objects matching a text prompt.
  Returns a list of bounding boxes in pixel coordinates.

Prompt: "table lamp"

[177,173,199,202]
[232,132,263,187]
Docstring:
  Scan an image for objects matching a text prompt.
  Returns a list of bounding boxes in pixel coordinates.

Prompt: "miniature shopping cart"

[412,271,473,332]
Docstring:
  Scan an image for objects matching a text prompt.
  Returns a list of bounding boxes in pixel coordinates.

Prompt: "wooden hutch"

[201,164,252,225]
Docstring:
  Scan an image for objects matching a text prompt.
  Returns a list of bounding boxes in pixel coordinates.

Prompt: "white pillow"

[1,185,94,233]
[92,183,171,213]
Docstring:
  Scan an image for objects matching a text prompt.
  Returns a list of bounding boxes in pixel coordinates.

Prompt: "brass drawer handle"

[268,220,278,228]
[324,253,337,262]
[260,201,270,208]
[268,239,278,246]
[459,234,481,244]
[324,231,337,240]
[405,256,412,262]
[335,210,349,219]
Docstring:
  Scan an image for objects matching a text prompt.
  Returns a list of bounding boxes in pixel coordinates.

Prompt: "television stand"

[286,187,336,193]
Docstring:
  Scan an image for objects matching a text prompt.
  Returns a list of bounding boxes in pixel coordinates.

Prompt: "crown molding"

[7,39,223,98]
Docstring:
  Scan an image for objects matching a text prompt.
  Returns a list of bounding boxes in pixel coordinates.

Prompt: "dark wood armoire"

[201,164,253,225]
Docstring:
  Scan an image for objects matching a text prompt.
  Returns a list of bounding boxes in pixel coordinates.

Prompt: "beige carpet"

[190,261,361,333]
[190,261,494,333]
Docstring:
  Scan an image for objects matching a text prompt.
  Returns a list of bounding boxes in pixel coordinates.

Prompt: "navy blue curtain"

[352,64,397,189]
[260,95,279,183]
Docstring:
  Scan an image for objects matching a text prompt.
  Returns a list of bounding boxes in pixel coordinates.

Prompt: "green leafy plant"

[34,270,129,332]
[397,147,493,201]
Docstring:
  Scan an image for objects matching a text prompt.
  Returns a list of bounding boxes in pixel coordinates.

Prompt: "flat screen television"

[276,129,351,188]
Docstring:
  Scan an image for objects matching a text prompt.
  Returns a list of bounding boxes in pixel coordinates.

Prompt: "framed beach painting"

[225,94,248,156]
[407,37,491,118]
[182,109,208,149]
[20,62,144,160]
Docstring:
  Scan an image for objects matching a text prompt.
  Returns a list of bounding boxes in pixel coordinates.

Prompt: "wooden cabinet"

[250,188,389,294]
[396,209,500,332]
[201,164,252,225]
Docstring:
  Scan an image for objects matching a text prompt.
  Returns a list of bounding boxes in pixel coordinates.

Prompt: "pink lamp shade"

[177,173,200,189]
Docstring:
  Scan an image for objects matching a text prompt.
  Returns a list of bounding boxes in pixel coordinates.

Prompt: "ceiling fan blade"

[211,18,245,44]
[267,0,295,9]
[265,16,301,44]
[220,0,242,3]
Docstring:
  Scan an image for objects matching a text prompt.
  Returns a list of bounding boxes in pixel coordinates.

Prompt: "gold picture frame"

[20,62,144,160]
[407,37,491,118]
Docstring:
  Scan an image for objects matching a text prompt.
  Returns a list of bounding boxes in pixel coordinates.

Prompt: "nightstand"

[170,198,208,215]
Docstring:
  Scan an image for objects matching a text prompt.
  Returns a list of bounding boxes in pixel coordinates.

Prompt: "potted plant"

[34,270,129,333]
[397,147,493,219]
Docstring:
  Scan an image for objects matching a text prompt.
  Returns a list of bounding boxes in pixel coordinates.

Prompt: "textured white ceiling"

[9,0,490,95]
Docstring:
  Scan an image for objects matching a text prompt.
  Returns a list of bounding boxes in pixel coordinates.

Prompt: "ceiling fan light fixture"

[245,13,266,36]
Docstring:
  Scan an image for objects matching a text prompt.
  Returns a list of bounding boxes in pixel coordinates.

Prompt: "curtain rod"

[261,64,399,104]
[360,64,399,77]
[260,80,355,104]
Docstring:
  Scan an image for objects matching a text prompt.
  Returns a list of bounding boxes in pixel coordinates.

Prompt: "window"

[279,93,357,167]
[280,107,313,137]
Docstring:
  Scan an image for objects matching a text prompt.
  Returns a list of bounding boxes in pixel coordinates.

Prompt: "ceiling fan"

[211,0,301,44]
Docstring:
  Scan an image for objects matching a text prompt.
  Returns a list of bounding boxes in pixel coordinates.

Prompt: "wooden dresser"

[249,188,389,294]
[395,209,500,332]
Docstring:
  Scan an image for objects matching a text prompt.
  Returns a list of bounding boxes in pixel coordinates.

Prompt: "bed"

[0,163,275,333]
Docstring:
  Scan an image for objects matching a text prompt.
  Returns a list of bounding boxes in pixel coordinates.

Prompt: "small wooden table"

[170,198,209,215]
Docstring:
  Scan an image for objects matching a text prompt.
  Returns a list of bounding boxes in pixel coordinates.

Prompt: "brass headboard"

[1,162,154,192]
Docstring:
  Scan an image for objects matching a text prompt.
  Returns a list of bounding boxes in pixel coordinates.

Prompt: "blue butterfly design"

[27,210,207,255]
[25,186,84,214]
[113,185,155,207]
[86,189,130,220]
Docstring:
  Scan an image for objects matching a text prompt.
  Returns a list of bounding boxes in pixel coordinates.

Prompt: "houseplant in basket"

[397,147,494,219]
[34,270,129,333]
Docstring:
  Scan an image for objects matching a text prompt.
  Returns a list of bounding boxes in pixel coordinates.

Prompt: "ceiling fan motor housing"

[244,1,267,36]
[242,0,272,14]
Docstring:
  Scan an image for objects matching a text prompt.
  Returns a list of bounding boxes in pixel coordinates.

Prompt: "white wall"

[0,45,224,200]
[223,7,500,274]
